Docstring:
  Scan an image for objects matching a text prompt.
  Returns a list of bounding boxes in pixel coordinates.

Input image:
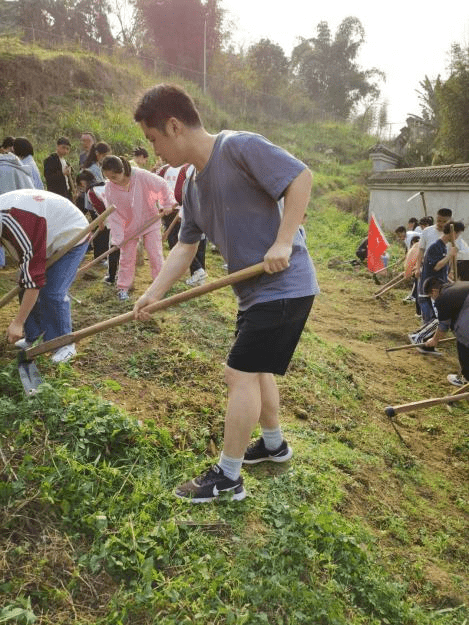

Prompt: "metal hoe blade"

[407,191,421,203]
[17,351,43,396]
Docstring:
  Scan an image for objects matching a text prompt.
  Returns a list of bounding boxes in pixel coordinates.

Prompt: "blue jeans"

[418,296,435,324]
[24,241,87,343]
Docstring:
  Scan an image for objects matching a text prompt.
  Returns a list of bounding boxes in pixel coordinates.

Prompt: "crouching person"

[423,277,469,386]
[0,189,88,362]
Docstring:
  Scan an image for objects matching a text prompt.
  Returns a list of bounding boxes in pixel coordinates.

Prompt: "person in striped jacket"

[0,189,88,363]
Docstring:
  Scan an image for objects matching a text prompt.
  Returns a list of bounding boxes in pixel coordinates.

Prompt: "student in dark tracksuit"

[424,278,469,386]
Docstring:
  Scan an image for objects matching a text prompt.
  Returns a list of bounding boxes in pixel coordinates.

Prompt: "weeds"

[2,364,465,624]
[1,41,468,625]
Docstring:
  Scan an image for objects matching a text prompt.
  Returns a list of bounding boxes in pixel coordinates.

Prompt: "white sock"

[218,452,243,481]
[262,426,283,451]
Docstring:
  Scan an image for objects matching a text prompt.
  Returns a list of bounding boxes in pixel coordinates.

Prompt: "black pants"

[108,248,120,282]
[93,227,110,259]
[92,227,119,282]
[457,341,469,380]
[163,213,206,275]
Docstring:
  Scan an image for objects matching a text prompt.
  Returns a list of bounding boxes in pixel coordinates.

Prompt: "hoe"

[17,263,265,395]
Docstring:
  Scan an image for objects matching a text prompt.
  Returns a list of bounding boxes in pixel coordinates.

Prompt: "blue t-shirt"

[421,238,449,285]
[179,131,319,309]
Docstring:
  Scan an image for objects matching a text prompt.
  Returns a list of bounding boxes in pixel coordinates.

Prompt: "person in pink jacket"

[102,155,177,301]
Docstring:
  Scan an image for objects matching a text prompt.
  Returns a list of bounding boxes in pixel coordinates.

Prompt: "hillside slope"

[0,40,467,625]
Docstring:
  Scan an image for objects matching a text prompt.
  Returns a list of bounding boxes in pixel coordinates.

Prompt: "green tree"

[435,51,469,162]
[416,74,442,127]
[49,0,114,45]
[13,0,51,32]
[108,0,147,53]
[137,0,224,82]
[291,16,384,119]
[0,0,23,31]
[246,38,289,95]
[6,0,114,46]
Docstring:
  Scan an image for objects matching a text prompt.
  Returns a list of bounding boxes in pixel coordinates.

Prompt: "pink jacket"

[104,168,175,245]
[404,242,420,278]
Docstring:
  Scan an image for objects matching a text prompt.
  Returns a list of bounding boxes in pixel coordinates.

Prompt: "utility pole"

[203,18,207,93]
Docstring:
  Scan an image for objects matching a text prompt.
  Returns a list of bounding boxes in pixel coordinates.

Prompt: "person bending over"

[0,189,88,362]
[102,155,177,301]
[133,84,318,503]
[423,277,469,387]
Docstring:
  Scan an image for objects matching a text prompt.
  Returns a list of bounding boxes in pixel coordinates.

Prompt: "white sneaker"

[447,374,467,387]
[117,289,130,301]
[51,344,76,363]
[15,338,32,349]
[186,269,208,286]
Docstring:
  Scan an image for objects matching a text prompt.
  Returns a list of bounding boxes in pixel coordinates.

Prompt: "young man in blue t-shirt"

[133,84,319,503]
[419,221,463,323]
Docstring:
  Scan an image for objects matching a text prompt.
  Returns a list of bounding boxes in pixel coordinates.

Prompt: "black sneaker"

[243,437,293,465]
[416,344,440,355]
[175,464,246,503]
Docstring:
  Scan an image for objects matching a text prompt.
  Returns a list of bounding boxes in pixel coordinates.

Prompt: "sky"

[221,0,469,136]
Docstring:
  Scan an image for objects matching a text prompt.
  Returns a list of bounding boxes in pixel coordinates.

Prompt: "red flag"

[367,214,389,273]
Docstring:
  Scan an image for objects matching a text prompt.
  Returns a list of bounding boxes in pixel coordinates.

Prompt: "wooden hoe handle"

[77,212,164,277]
[385,337,455,352]
[24,262,266,359]
[385,391,469,416]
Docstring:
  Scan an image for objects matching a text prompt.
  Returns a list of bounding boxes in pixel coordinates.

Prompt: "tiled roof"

[368,143,400,158]
[369,163,469,185]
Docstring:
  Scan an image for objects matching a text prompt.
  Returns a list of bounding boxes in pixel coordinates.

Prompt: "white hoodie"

[0,153,34,194]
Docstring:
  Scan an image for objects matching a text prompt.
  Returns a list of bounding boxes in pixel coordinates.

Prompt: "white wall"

[368,186,469,231]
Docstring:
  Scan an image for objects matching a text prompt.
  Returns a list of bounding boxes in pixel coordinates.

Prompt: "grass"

[1,228,468,624]
[0,373,435,624]
[0,40,468,625]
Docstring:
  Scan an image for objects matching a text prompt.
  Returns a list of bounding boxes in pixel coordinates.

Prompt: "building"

[368,145,469,230]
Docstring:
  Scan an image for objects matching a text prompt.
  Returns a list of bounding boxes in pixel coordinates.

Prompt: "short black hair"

[95,142,111,155]
[133,146,148,158]
[410,235,420,246]
[76,169,96,187]
[423,276,445,295]
[1,136,14,149]
[57,136,71,147]
[13,137,34,158]
[443,221,465,235]
[437,208,452,218]
[394,226,406,234]
[134,84,202,133]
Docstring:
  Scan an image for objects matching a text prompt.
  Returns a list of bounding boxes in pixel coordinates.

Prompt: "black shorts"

[227,295,314,375]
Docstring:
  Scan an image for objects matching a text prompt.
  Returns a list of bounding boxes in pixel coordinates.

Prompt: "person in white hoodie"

[0,152,34,194]
[0,189,88,363]
[0,151,35,269]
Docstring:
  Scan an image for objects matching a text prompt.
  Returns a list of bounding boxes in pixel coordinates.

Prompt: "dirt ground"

[1,250,468,604]
[0,252,465,465]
